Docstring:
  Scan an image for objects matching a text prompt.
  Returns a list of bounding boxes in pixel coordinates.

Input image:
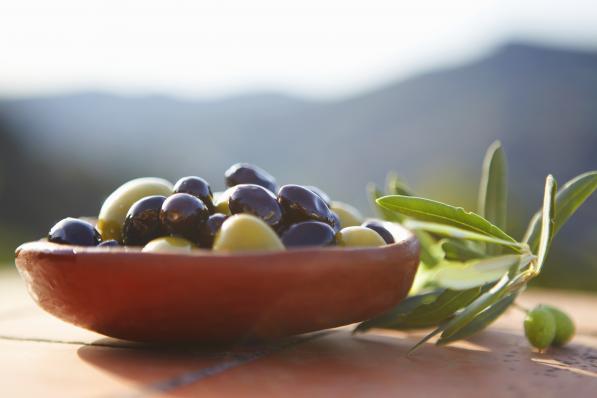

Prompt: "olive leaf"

[368,183,442,267]
[355,287,481,332]
[441,239,488,261]
[355,289,444,333]
[377,195,517,244]
[439,274,511,341]
[434,254,533,290]
[524,171,597,252]
[534,175,557,272]
[436,294,517,345]
[403,220,524,252]
[386,172,415,196]
[478,141,508,255]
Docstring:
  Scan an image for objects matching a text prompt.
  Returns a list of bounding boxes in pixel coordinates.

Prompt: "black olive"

[305,186,332,206]
[98,239,120,247]
[160,193,209,241]
[48,218,101,246]
[173,176,215,213]
[123,195,167,246]
[228,184,283,229]
[225,163,277,193]
[277,184,335,226]
[330,211,342,232]
[362,220,395,244]
[281,221,336,248]
[198,213,228,248]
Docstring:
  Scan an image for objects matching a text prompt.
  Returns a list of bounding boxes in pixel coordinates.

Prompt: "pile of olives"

[524,304,575,351]
[48,163,396,253]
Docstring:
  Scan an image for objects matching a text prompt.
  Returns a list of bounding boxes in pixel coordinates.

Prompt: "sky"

[1,0,597,99]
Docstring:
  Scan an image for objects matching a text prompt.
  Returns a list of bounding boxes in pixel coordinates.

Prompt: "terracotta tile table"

[1,268,596,397]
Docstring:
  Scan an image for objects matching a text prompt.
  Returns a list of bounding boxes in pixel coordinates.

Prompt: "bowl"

[14,225,419,344]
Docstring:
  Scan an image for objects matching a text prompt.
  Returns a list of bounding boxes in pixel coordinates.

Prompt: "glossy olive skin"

[48,218,101,246]
[362,220,395,244]
[122,195,166,246]
[173,176,215,213]
[225,163,277,193]
[213,214,284,252]
[159,193,209,241]
[336,226,386,248]
[229,184,283,229]
[198,213,228,248]
[281,221,336,248]
[306,186,332,206]
[330,211,341,232]
[98,240,120,247]
[97,177,173,242]
[142,236,194,253]
[277,184,335,227]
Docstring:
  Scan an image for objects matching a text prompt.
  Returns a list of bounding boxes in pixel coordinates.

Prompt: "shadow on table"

[77,328,597,396]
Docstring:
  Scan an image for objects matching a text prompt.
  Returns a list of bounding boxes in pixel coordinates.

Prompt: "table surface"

[1,267,596,398]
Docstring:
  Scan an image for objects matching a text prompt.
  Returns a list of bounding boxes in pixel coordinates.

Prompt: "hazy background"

[1,1,596,290]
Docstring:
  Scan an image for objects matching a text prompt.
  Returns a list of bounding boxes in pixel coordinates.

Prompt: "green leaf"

[535,175,557,271]
[355,290,444,333]
[386,172,415,196]
[441,239,488,261]
[377,195,518,244]
[439,274,511,340]
[524,171,597,252]
[368,184,442,267]
[434,254,532,290]
[357,287,481,331]
[437,294,517,345]
[368,183,404,222]
[403,220,524,252]
[478,141,508,255]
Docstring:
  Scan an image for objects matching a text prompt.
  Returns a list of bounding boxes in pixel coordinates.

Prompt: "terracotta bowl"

[14,225,419,344]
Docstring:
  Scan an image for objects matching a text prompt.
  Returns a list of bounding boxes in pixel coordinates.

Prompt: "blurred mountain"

[1,41,596,288]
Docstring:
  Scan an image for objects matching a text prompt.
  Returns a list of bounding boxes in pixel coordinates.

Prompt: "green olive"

[330,201,364,227]
[142,236,193,253]
[97,177,173,242]
[336,226,386,248]
[543,305,575,346]
[213,188,234,215]
[213,214,284,252]
[524,305,556,351]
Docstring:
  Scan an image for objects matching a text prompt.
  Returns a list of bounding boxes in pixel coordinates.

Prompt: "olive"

[543,305,575,346]
[336,226,386,248]
[362,219,395,244]
[48,218,101,246]
[142,236,194,253]
[306,186,332,206]
[524,305,556,350]
[229,184,283,229]
[213,214,284,252]
[97,177,173,242]
[281,221,336,248]
[122,195,167,246]
[173,176,215,213]
[330,211,341,232]
[330,201,364,227]
[277,184,335,227]
[213,188,234,215]
[98,240,120,247]
[225,163,277,193]
[159,193,209,241]
[198,213,228,248]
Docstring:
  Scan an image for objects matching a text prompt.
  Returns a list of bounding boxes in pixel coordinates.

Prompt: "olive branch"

[355,141,597,353]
